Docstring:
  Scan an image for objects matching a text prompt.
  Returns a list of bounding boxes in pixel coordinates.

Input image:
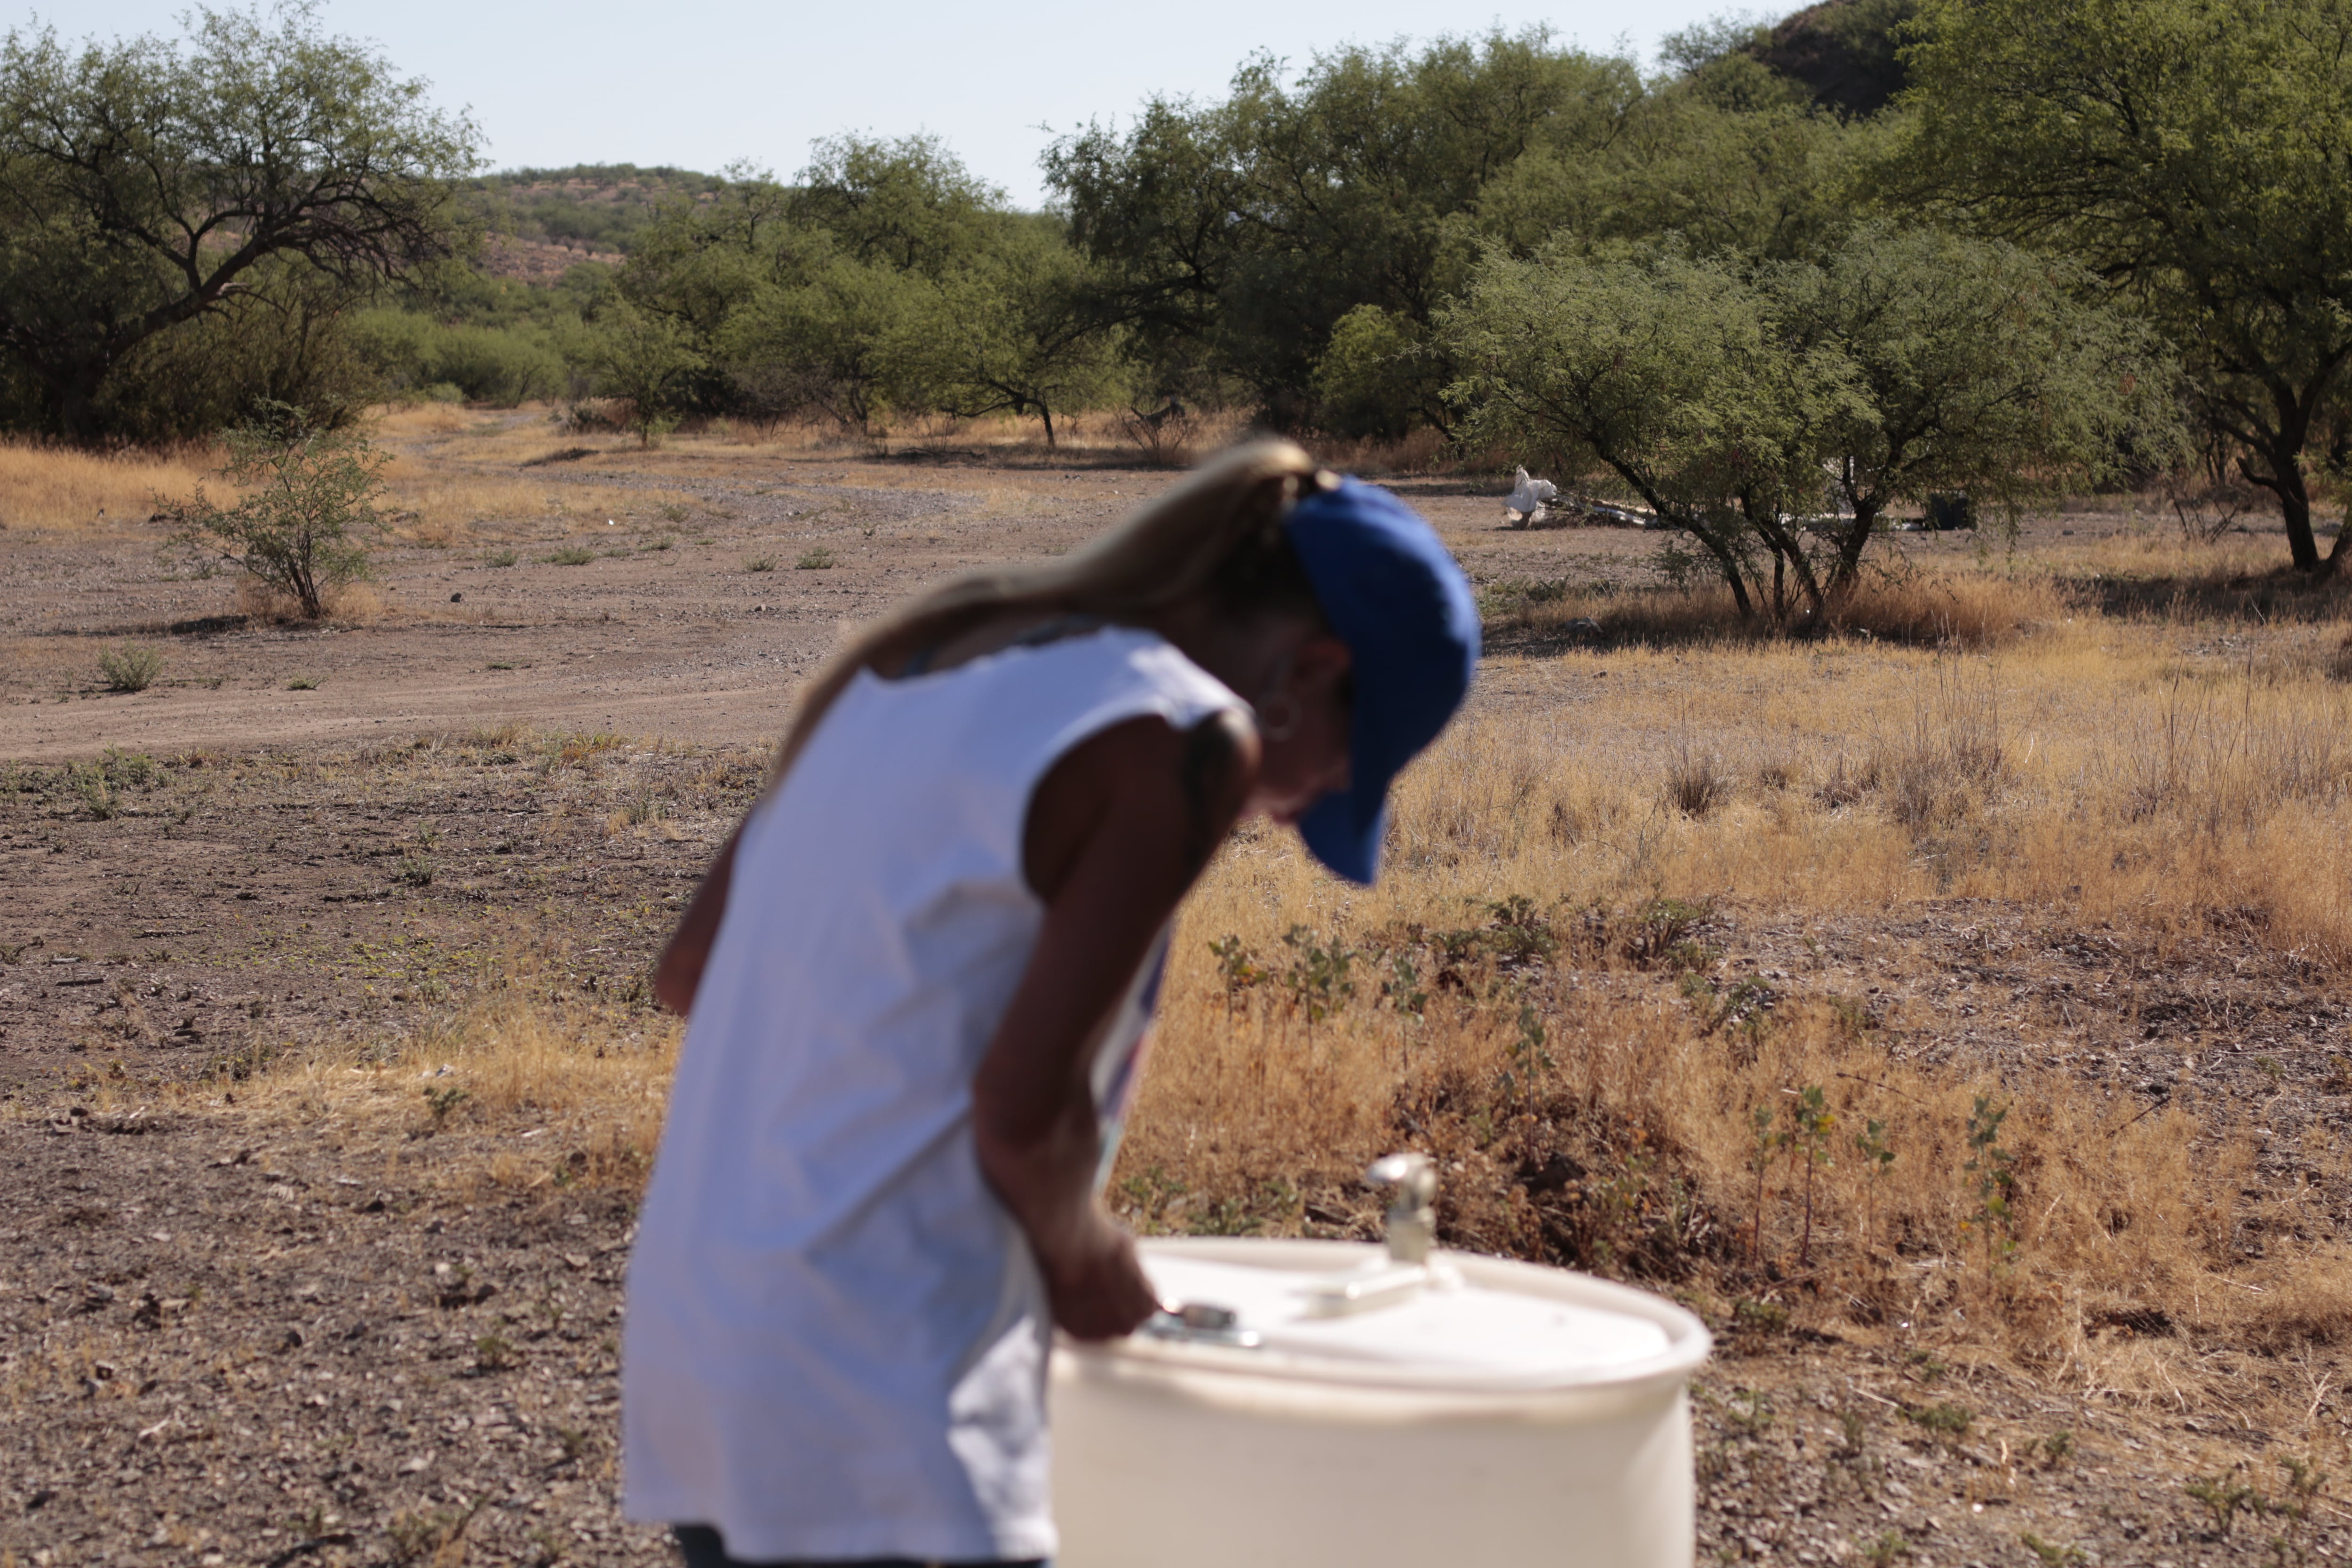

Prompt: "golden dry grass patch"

[231,979,681,1197]
[0,438,222,533]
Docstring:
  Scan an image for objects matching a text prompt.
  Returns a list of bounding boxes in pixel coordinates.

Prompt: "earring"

[1255,691,1300,742]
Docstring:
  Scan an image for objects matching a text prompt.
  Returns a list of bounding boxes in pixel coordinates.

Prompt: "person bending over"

[623,441,1478,1567]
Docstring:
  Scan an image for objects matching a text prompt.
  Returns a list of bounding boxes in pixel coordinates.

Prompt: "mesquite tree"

[1442,233,2166,625]
[0,4,476,440]
[1880,0,2352,574]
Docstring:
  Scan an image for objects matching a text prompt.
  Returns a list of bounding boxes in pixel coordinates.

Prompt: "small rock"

[449,592,463,603]
[398,1455,430,1474]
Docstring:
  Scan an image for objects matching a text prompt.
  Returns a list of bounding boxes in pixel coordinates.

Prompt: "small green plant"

[2185,1472,2262,1537]
[1788,1084,1835,1266]
[483,548,518,567]
[1963,1094,2019,1276]
[161,401,388,619]
[286,676,319,691]
[473,1333,517,1372]
[1479,893,1558,962]
[1116,1162,1190,1228]
[2019,1532,2084,1567]
[2268,1455,2328,1564]
[1500,999,1552,1115]
[1207,935,1264,1019]
[657,502,691,524]
[395,853,435,887]
[1853,1115,1896,1253]
[1864,1531,1909,1568]
[1725,1386,1773,1436]
[1278,925,1356,1029]
[386,1498,487,1568]
[74,764,117,820]
[1746,1101,1784,1263]
[544,545,595,566]
[98,643,164,692]
[745,555,777,572]
[1903,1401,1973,1442]
[423,1083,469,1127]
[642,534,674,551]
[1381,950,1428,1019]
[795,547,837,570]
[1835,1405,1867,1458]
[2254,1054,2284,1084]
[487,661,515,671]
[2040,1428,2076,1466]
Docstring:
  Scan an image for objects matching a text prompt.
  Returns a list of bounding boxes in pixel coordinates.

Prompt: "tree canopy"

[1442,227,2164,623]
[0,3,477,440]
[1878,0,2352,573]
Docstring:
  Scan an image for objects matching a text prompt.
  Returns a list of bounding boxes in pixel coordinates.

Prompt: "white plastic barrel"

[1049,1228,1710,1568]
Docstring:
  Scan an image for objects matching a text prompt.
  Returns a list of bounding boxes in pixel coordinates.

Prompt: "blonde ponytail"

[765,439,1325,786]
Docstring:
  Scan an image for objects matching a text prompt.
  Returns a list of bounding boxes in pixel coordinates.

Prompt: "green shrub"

[163,403,386,619]
[348,309,570,407]
[98,643,164,692]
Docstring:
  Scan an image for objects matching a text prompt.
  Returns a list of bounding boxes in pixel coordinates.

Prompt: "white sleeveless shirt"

[622,627,1244,1563]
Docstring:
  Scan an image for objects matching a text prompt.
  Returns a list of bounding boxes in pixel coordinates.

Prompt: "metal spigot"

[1366,1152,1437,1264]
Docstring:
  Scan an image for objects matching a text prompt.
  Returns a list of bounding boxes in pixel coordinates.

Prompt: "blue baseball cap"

[1285,478,1480,884]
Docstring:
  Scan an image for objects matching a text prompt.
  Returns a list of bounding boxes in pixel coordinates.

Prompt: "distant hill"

[461,164,726,278]
[1748,0,1915,116]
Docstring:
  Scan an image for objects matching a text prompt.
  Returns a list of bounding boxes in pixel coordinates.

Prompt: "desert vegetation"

[11,0,2352,592]
[9,0,2352,1562]
[7,424,2352,1558]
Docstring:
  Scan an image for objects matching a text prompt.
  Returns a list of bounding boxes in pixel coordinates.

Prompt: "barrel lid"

[1122,1241,1700,1393]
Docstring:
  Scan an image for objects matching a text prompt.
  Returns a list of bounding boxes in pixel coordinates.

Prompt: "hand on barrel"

[1043,1218,1161,1341]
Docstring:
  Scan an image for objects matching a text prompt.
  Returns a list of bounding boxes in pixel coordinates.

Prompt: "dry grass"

[213,550,2352,1432]
[1114,617,2352,1421]
[224,948,681,1201]
[374,452,707,548]
[0,418,708,547]
[0,438,220,533]
[1485,565,2082,650]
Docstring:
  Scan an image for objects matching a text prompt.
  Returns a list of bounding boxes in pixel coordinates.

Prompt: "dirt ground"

[0,409,2038,763]
[2,422,2341,1567]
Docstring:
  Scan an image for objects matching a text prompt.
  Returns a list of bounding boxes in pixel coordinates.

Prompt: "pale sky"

[35,1,1736,208]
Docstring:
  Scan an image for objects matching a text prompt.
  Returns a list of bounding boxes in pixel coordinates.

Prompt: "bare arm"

[653,821,744,1016]
[974,709,1256,1340]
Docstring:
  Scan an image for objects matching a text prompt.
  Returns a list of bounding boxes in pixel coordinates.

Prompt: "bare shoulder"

[1024,709,1261,901]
